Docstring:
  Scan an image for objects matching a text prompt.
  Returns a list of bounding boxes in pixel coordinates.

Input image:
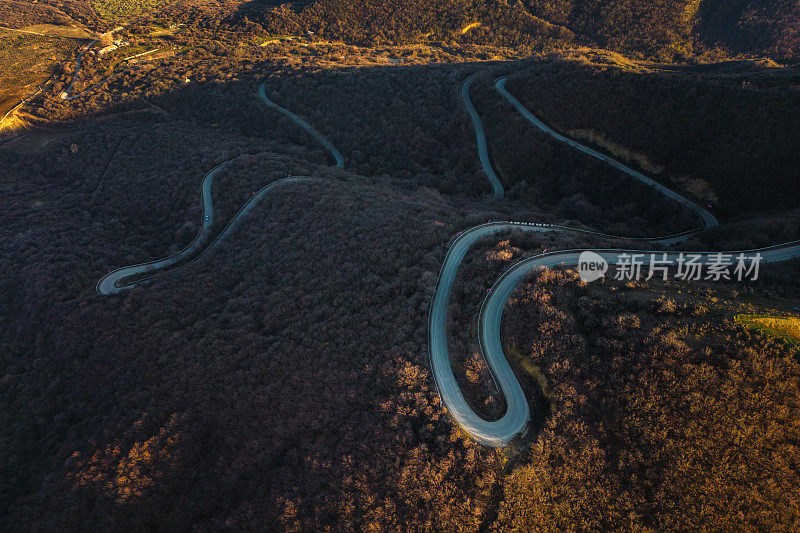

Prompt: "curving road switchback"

[495,76,718,230]
[94,67,800,450]
[97,165,313,294]
[97,82,342,294]
[461,75,504,199]
[429,74,798,447]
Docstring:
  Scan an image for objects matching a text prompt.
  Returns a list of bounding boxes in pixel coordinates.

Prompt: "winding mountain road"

[96,82,342,294]
[97,164,313,295]
[461,75,504,199]
[94,68,800,449]
[258,81,344,169]
[430,220,800,446]
[429,74,799,447]
[495,76,718,229]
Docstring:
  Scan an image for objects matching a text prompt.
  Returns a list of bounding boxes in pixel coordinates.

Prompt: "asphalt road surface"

[258,81,344,168]
[495,76,718,230]
[461,75,504,199]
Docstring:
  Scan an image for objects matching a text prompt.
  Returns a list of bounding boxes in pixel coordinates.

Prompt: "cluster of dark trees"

[260,65,487,194]
[694,0,800,61]
[64,58,483,196]
[36,50,735,253]
[35,49,483,196]
[464,74,699,236]
[681,211,800,256]
[154,63,713,237]
[502,61,800,218]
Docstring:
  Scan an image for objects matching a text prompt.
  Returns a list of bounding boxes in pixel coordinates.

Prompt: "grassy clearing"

[259,34,301,46]
[92,0,168,21]
[148,23,181,37]
[18,24,94,39]
[735,315,800,348]
[0,30,74,117]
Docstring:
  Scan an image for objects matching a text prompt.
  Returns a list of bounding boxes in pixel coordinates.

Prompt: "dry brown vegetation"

[0,30,76,119]
[495,266,800,530]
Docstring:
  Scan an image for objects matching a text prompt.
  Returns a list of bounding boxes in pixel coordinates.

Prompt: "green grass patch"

[735,315,800,348]
[507,342,555,405]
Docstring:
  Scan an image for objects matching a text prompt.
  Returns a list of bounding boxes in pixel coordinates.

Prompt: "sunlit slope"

[736,314,800,348]
[92,0,169,20]
[0,29,74,121]
[251,0,800,60]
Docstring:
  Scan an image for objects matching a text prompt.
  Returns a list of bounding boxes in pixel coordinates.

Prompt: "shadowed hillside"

[500,59,800,217]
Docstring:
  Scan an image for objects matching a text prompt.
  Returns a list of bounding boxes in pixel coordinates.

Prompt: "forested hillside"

[493,266,800,530]
[245,0,800,61]
[695,0,800,60]
[500,60,800,217]
[4,108,798,528]
[525,0,800,60]
[3,0,800,528]
[0,116,503,528]
[469,73,699,236]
